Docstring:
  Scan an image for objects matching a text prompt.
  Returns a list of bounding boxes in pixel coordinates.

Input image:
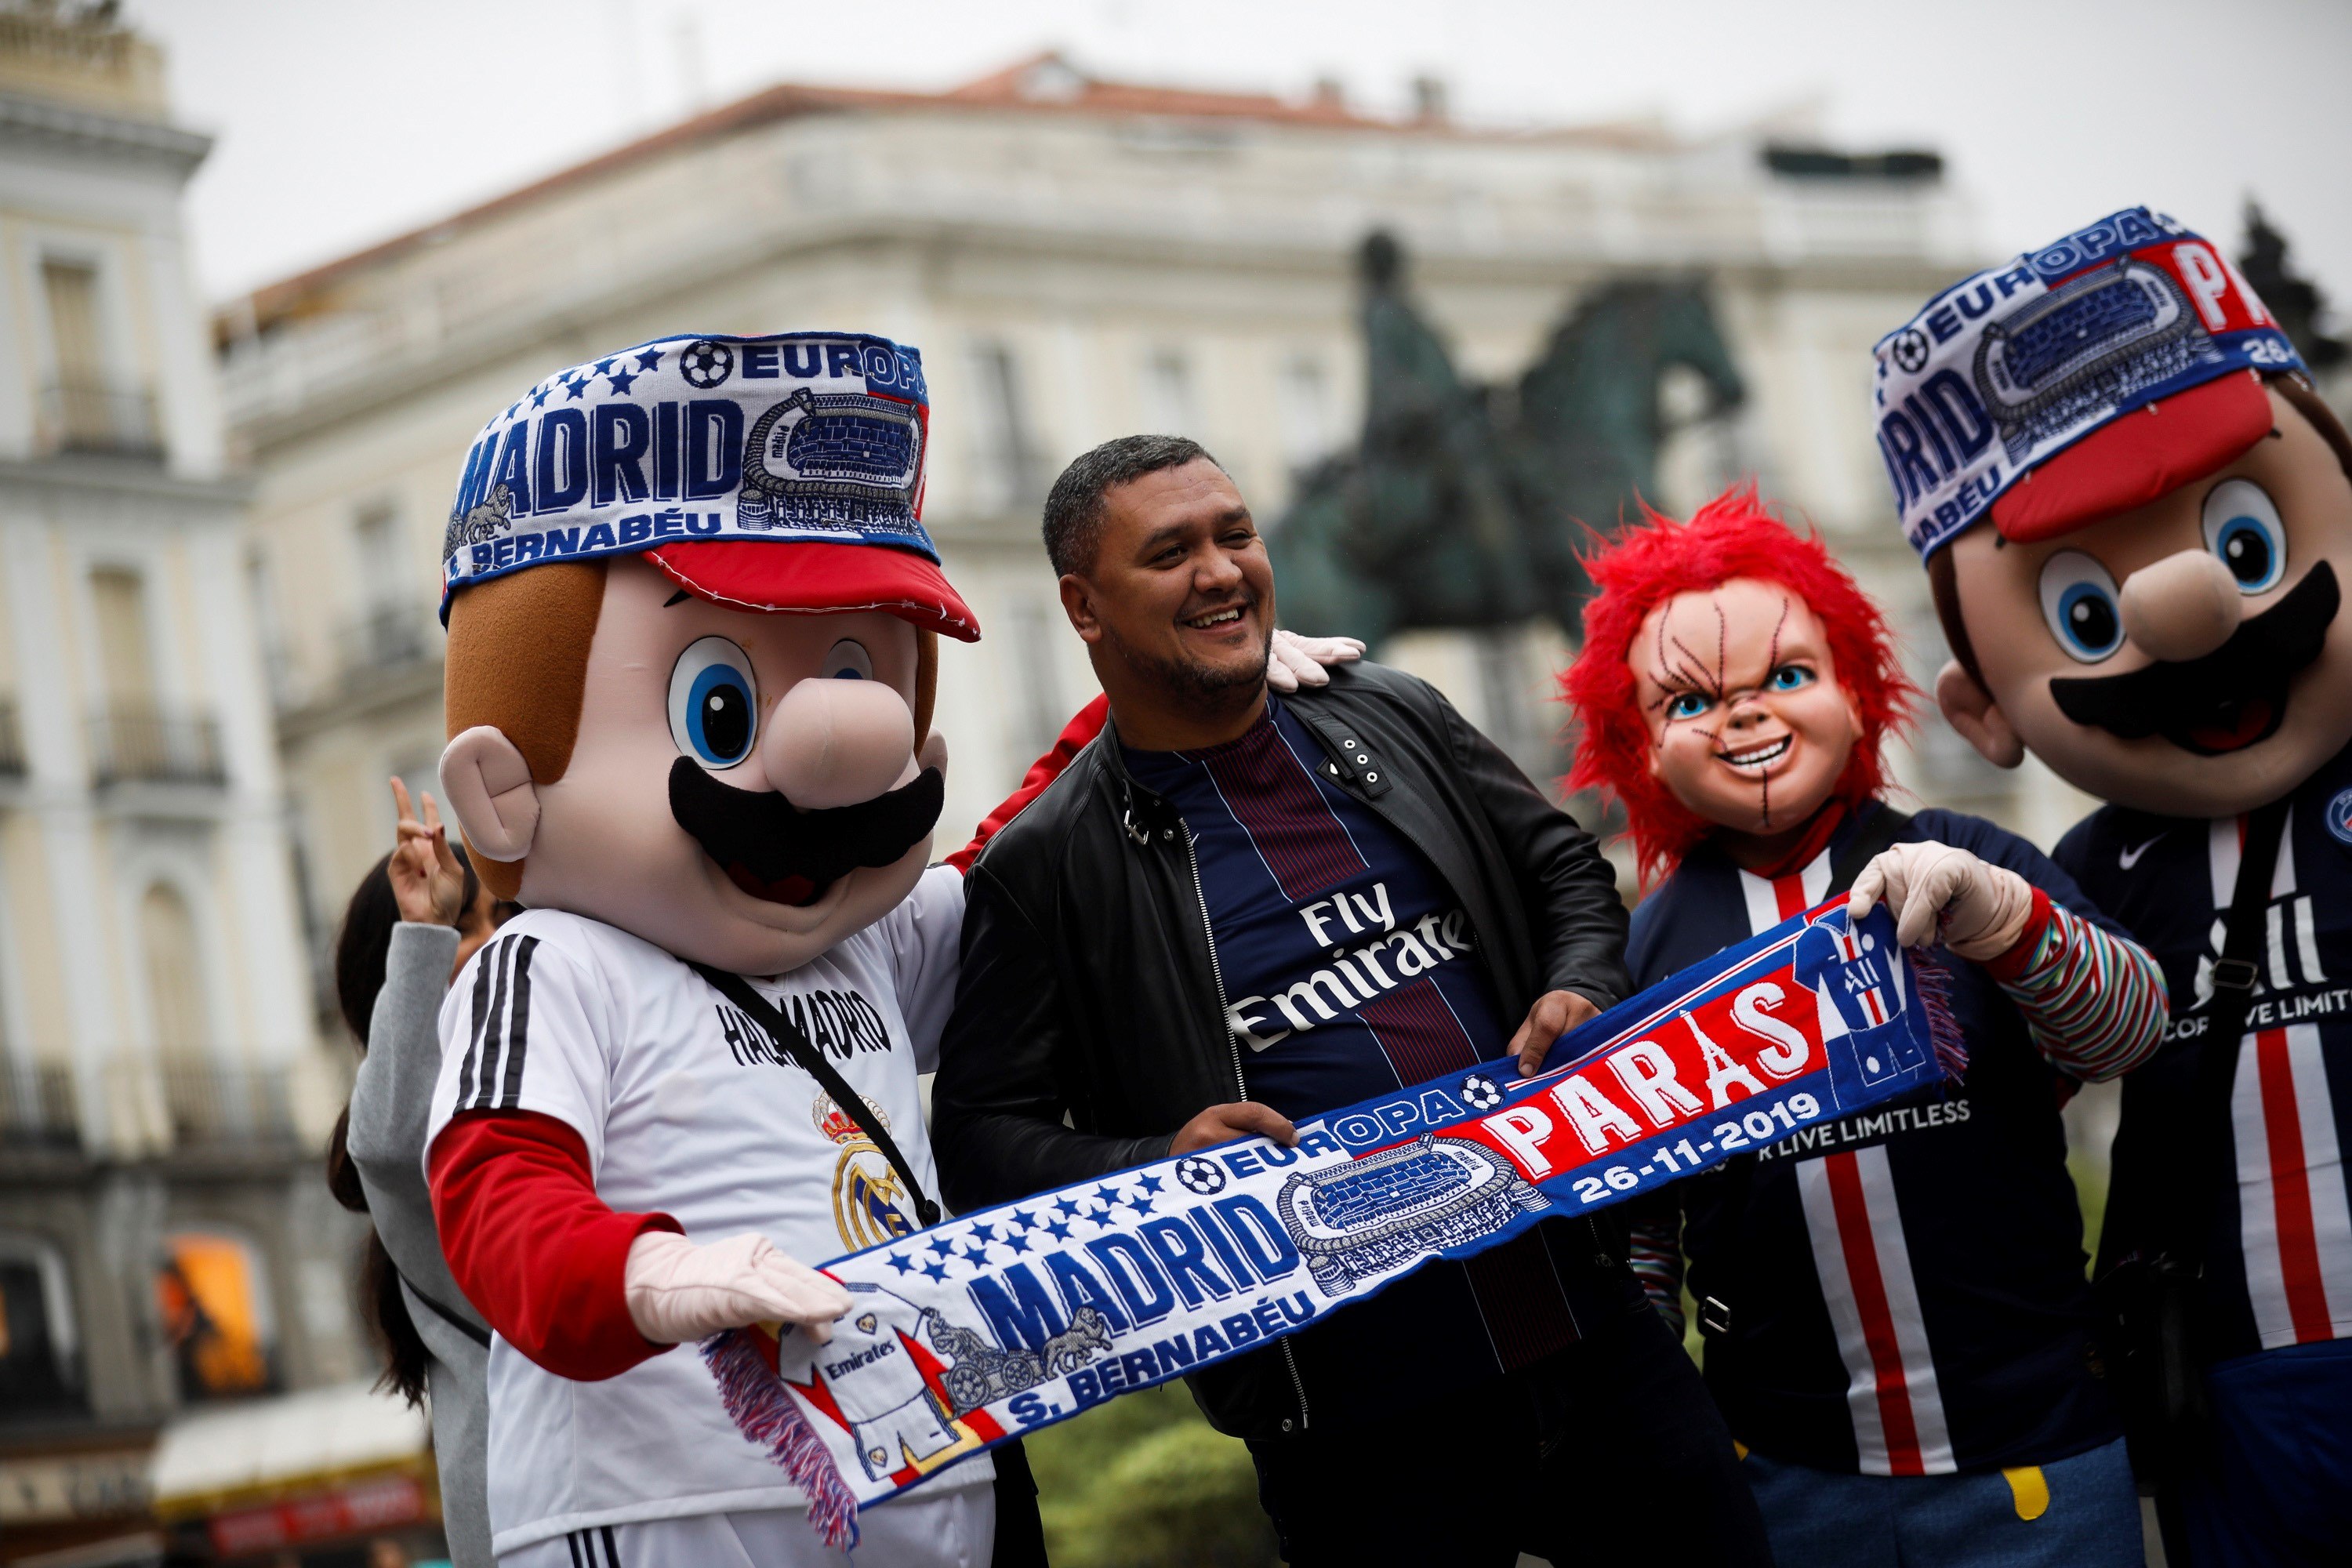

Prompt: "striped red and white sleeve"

[1981,887,2169,1081]
[1627,1212,1687,1337]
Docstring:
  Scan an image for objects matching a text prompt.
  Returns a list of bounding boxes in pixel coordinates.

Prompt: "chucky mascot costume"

[1563,491,2169,1566]
[1875,206,2352,1566]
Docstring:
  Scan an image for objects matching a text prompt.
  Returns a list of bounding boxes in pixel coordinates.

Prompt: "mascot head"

[1564,487,1915,884]
[1874,207,2352,818]
[434,333,980,974]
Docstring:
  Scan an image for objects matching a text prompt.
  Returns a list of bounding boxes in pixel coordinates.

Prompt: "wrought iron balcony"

[336,604,434,688]
[88,703,226,788]
[154,1056,293,1149]
[0,1062,78,1152]
[38,378,162,459]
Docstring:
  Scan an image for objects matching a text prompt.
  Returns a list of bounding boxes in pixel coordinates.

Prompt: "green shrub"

[1026,1383,1279,1568]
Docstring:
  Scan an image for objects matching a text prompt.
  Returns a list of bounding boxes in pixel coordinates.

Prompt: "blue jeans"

[1742,1436,2143,1568]
[2180,1338,2352,1567]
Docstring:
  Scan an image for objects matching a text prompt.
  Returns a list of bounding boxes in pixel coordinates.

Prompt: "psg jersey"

[2056,740,2352,1363]
[1123,700,1632,1429]
[1629,804,2119,1475]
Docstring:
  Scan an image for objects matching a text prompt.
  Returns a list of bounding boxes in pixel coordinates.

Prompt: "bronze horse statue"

[1270,233,1746,646]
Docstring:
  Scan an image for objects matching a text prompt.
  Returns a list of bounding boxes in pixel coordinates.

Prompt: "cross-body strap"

[401,1274,493,1348]
[1696,804,1911,1335]
[688,962,943,1229]
[2175,798,2290,1268]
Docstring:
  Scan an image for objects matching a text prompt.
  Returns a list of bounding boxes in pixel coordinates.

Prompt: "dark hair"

[1929,371,2352,690]
[325,846,480,1407]
[1041,434,1223,577]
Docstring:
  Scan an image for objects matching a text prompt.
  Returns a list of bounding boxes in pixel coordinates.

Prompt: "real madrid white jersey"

[425,866,991,1555]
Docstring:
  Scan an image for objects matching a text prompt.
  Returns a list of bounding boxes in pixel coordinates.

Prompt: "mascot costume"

[422,332,1006,1568]
[1563,489,2170,1566]
[1875,207,2352,1566]
[417,332,1356,1568]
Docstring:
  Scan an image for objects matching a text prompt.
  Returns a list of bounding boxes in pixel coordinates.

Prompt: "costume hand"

[1511,989,1603,1077]
[1171,1101,1298,1156]
[1848,840,2033,961]
[1266,630,1367,693]
[622,1231,851,1346]
[387,778,466,927]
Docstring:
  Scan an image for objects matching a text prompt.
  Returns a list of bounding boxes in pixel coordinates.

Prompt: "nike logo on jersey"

[2119,836,2165,869]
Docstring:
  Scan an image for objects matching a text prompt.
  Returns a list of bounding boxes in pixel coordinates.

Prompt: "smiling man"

[932,435,1769,1566]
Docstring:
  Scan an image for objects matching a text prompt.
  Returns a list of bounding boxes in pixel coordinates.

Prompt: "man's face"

[1946,387,2352,818]
[517,557,935,974]
[1062,459,1275,709]
[1633,579,1862,838]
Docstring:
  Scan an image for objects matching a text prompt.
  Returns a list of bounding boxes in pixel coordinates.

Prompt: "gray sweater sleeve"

[346,921,480,1326]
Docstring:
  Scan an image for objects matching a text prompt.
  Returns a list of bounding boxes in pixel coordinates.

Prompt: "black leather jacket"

[933,662,1636,1436]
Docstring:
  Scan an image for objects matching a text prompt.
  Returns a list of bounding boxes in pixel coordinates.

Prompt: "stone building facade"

[219,51,2081,944]
[0,7,366,1562]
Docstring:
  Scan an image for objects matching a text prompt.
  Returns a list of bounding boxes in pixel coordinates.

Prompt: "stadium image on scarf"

[706,895,1962,1547]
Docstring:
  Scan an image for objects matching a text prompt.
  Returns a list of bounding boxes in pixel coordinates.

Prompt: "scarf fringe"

[1912,949,1969,1083]
[702,1329,862,1552]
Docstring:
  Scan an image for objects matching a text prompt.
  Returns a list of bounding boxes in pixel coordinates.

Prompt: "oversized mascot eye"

[667,637,759,768]
[1766,666,1815,691]
[822,640,874,681]
[2201,478,2285,593]
[1665,691,1710,720]
[2038,551,2124,663]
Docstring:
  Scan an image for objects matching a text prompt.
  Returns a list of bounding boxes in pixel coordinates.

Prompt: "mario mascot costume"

[421,332,1003,1568]
[1875,207,2352,1565]
[1562,491,2171,1566]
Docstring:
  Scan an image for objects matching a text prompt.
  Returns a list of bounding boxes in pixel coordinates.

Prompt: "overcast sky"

[133,0,2352,321]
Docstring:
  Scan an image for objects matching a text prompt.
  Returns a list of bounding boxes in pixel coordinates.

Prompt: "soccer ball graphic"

[1460,1073,1502,1111]
[679,339,735,388]
[1176,1156,1227,1195]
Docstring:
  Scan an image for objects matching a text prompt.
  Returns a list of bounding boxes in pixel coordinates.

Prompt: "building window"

[245,546,297,710]
[1142,349,1199,437]
[1004,597,1069,763]
[1277,354,1337,472]
[0,1234,82,1414]
[40,258,154,456]
[141,882,209,1059]
[87,568,223,786]
[346,502,426,676]
[156,1229,277,1400]
[90,565,156,710]
[967,340,1042,514]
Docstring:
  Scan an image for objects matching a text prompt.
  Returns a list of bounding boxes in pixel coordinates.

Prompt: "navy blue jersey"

[1123,700,1620,1425]
[2056,742,2352,1363]
[1628,804,2119,1475]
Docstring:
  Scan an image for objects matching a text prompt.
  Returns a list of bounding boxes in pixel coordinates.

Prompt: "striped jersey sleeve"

[428,923,613,1175]
[1627,1212,1687,1337]
[1984,888,2169,1082]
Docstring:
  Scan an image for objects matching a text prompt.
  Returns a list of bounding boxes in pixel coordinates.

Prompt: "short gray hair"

[1041,434,1223,577]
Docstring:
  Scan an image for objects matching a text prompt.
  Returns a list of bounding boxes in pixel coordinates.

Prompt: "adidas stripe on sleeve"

[431,929,612,1172]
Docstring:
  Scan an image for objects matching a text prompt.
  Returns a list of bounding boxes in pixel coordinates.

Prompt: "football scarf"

[707,898,1961,1547]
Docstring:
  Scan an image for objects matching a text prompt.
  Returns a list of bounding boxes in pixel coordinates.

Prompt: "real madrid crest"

[815,1092,917,1250]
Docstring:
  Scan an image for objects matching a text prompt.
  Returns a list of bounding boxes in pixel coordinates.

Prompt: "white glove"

[622,1231,851,1346]
[1846,840,2034,961]
[1266,630,1367,692]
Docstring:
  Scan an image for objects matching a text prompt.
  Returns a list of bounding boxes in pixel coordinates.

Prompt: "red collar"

[1737,801,1849,881]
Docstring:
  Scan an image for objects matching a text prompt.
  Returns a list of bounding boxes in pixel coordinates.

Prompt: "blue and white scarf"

[710,898,1959,1547]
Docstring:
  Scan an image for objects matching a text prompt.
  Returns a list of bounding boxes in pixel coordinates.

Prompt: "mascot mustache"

[2048,561,2339,757]
[669,757,945,906]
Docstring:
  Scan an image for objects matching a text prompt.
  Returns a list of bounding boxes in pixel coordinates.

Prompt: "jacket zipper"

[1179,823,1312,1434]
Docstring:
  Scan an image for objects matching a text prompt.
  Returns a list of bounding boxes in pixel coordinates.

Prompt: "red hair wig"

[1563,486,1916,885]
